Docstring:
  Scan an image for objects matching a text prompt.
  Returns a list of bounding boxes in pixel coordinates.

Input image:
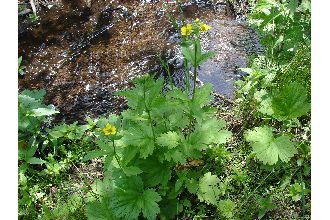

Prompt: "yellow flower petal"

[186,24,192,35]
[200,23,211,32]
[181,26,187,36]
[102,123,116,136]
[181,24,192,36]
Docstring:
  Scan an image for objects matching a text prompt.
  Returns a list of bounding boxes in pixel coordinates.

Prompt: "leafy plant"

[249,0,311,62]
[289,182,310,202]
[84,75,231,219]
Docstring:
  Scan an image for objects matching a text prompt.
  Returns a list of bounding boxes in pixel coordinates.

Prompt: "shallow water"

[18,0,261,123]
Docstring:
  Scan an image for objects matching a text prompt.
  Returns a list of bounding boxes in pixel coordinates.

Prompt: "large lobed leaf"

[138,157,172,187]
[122,123,155,159]
[189,118,231,149]
[272,82,310,120]
[112,176,162,220]
[198,172,222,205]
[245,126,297,165]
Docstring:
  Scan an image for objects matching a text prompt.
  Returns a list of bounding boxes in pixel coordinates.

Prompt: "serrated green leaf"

[272,82,310,120]
[138,158,171,187]
[122,123,155,158]
[217,130,232,144]
[122,145,139,166]
[86,198,116,220]
[189,118,229,148]
[186,178,199,194]
[164,149,186,164]
[218,199,236,219]
[191,83,213,108]
[156,131,180,149]
[175,179,184,192]
[198,172,221,205]
[168,112,190,129]
[257,196,277,219]
[182,45,195,64]
[96,139,111,151]
[113,176,161,220]
[254,89,274,115]
[141,189,162,220]
[245,126,297,165]
[21,89,46,100]
[123,166,143,176]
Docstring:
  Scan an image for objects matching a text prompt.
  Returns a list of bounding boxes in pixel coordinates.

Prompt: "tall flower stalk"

[180,19,214,100]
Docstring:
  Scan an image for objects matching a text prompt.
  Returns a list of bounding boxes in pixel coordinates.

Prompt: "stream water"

[18,0,262,123]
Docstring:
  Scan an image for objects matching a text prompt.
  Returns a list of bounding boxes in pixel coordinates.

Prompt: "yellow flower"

[102,123,116,136]
[181,24,192,36]
[194,18,200,23]
[200,23,211,32]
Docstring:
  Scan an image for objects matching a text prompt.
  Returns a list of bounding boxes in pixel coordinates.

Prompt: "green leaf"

[198,51,216,65]
[191,83,213,108]
[141,189,162,220]
[189,118,229,148]
[113,176,162,220]
[83,150,106,162]
[123,166,143,176]
[175,179,184,192]
[181,45,195,64]
[27,157,45,165]
[159,199,179,219]
[122,145,139,166]
[18,56,23,67]
[217,130,232,144]
[272,82,310,120]
[117,75,164,112]
[245,126,297,165]
[218,199,236,219]
[86,197,116,220]
[122,123,155,159]
[164,149,186,164]
[21,89,46,100]
[138,158,171,187]
[31,107,59,117]
[186,178,199,194]
[254,89,274,115]
[168,112,190,129]
[156,131,180,149]
[198,172,222,205]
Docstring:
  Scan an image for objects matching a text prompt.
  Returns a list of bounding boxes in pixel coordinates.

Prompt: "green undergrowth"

[18,0,311,219]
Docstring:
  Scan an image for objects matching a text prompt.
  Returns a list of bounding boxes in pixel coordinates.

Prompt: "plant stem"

[192,41,198,100]
[112,139,123,171]
[184,58,190,94]
[143,80,156,142]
